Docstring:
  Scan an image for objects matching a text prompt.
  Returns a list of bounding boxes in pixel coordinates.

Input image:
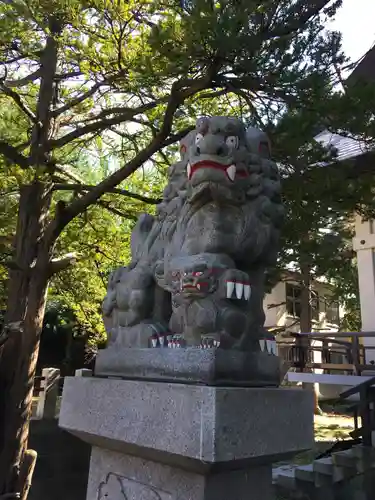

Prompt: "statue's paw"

[148,323,172,348]
[221,269,251,301]
[199,333,237,350]
[199,333,221,349]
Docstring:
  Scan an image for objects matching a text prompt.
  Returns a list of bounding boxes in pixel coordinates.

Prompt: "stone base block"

[95,347,288,387]
[59,377,314,500]
[90,447,273,500]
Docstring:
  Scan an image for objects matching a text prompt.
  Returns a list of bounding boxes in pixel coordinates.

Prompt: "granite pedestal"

[59,363,314,500]
[94,346,288,387]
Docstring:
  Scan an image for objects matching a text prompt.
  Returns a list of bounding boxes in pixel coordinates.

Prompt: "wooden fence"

[278,331,375,376]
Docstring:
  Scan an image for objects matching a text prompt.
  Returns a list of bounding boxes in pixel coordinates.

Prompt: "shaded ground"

[29,419,90,500]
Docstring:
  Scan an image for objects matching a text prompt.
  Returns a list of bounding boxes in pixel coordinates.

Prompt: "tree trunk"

[0,182,53,497]
[300,262,323,416]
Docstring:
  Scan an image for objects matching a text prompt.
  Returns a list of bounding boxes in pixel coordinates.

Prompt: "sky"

[329,0,375,64]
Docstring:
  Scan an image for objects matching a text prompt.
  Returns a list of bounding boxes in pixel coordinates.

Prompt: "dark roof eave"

[346,44,375,85]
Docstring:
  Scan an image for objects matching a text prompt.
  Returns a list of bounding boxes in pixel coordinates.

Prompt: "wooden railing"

[339,376,375,447]
[277,331,375,376]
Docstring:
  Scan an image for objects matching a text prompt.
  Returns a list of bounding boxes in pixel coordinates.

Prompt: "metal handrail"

[292,331,375,338]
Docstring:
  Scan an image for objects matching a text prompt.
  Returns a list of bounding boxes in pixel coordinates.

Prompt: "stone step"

[351,444,375,462]
[273,468,297,490]
[331,449,358,469]
[274,445,375,499]
[331,445,375,475]
[294,464,315,483]
[313,457,334,476]
[314,456,352,486]
[350,445,375,474]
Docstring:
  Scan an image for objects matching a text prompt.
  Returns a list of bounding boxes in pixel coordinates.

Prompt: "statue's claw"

[259,337,277,355]
[222,270,251,301]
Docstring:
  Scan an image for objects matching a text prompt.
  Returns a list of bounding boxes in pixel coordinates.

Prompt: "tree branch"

[48,111,142,150]
[267,0,332,40]
[48,97,171,150]
[45,78,210,243]
[0,82,37,122]
[267,301,287,310]
[52,183,162,204]
[229,87,265,127]
[51,80,106,117]
[48,252,78,277]
[53,165,85,183]
[198,89,230,99]
[0,140,29,168]
[96,200,138,221]
[157,125,194,148]
[4,69,41,88]
[54,71,82,81]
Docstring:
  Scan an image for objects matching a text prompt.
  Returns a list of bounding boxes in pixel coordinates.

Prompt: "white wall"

[263,277,341,335]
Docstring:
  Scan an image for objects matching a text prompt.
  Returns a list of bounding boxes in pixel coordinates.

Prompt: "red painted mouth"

[182,281,210,292]
[188,160,248,180]
[191,160,228,175]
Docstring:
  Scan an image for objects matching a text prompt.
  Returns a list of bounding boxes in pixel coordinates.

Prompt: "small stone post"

[36,367,60,419]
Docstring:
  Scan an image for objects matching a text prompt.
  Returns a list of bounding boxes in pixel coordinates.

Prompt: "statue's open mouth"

[182,283,206,291]
[187,160,247,181]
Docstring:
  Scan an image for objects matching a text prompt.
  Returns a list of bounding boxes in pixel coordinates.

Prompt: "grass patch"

[314,417,353,442]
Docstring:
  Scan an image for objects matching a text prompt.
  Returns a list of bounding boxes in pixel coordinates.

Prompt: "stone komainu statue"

[102,116,283,352]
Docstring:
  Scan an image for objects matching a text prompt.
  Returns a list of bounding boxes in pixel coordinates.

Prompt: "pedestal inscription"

[98,473,172,500]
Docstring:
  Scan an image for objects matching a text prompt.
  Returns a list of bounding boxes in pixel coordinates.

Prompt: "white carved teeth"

[226,280,235,298]
[227,281,251,300]
[166,336,185,348]
[187,162,191,179]
[235,282,243,299]
[151,336,158,348]
[226,164,236,181]
[158,335,165,347]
